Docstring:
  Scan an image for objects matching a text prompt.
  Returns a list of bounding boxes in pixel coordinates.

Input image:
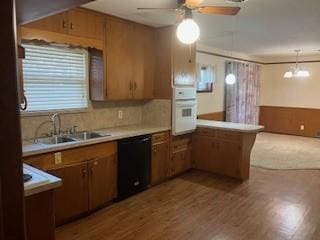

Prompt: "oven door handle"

[175,101,197,107]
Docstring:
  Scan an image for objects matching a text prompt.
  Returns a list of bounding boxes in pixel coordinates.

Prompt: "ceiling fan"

[137,0,241,44]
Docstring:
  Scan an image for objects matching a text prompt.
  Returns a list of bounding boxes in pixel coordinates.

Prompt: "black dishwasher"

[117,134,151,201]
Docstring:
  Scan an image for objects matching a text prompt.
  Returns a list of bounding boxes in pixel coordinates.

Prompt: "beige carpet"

[251,132,320,170]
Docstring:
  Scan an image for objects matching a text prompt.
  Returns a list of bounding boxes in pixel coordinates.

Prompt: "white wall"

[260,62,320,109]
[196,44,263,115]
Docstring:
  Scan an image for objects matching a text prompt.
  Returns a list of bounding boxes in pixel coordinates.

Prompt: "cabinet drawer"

[216,130,241,142]
[171,135,191,153]
[152,131,169,144]
[24,141,117,170]
[196,128,216,137]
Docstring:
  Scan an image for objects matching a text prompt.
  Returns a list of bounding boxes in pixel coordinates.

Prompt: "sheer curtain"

[225,61,261,125]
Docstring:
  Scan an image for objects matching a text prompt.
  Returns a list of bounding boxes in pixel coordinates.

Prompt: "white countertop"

[23,124,171,157]
[24,164,62,197]
[197,120,264,133]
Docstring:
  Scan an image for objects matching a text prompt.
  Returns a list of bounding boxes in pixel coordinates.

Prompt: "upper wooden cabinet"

[23,8,105,40]
[23,12,69,34]
[90,17,155,101]
[154,27,196,99]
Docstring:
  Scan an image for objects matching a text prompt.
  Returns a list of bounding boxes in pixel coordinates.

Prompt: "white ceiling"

[84,0,320,58]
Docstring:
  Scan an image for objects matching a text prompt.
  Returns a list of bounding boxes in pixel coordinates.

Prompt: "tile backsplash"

[20,99,171,140]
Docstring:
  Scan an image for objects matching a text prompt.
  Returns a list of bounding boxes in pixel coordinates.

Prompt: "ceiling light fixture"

[284,50,310,78]
[176,9,200,44]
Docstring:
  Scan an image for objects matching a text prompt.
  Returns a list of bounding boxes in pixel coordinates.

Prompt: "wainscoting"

[259,106,320,137]
[197,111,225,121]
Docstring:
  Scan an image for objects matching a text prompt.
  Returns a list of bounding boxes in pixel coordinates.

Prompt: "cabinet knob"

[62,20,67,29]
[82,169,87,178]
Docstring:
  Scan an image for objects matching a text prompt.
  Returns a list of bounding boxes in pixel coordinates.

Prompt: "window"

[196,63,215,93]
[22,43,89,112]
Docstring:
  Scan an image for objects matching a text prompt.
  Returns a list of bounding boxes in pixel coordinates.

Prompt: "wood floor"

[56,168,320,240]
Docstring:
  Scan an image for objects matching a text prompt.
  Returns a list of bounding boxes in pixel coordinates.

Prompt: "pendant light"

[284,50,310,78]
[225,7,238,85]
[176,9,200,44]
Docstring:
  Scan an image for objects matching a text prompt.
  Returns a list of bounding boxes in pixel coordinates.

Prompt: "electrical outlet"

[118,110,123,119]
[54,152,62,164]
[300,125,305,131]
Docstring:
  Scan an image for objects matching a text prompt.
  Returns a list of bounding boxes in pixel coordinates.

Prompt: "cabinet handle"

[134,81,137,90]
[62,20,67,29]
[129,82,133,91]
[70,23,74,30]
[82,168,87,178]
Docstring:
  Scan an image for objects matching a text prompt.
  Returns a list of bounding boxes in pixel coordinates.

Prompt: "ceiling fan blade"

[185,0,205,8]
[197,6,241,15]
[137,7,180,11]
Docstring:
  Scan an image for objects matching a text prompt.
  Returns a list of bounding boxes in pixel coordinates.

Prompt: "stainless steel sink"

[37,136,76,145]
[69,131,108,140]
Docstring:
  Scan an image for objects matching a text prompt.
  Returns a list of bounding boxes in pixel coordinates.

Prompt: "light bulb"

[284,71,293,78]
[296,70,310,78]
[176,18,200,44]
[225,73,236,85]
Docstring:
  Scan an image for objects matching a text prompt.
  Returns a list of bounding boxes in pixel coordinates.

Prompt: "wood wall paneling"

[197,111,226,121]
[259,106,320,137]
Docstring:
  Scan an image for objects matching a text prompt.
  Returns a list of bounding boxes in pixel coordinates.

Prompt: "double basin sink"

[36,131,111,145]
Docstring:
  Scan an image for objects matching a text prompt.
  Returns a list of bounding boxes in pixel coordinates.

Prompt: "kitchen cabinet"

[90,17,155,101]
[48,162,89,225]
[154,27,196,99]
[151,132,170,185]
[192,127,254,180]
[170,134,192,176]
[88,155,117,210]
[25,190,55,240]
[23,12,69,34]
[24,141,117,225]
[23,8,105,40]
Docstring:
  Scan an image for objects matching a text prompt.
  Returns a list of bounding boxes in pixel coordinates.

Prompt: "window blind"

[22,44,89,112]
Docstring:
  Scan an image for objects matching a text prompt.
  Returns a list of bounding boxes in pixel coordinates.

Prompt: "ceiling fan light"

[225,73,236,85]
[176,18,200,44]
[284,71,293,78]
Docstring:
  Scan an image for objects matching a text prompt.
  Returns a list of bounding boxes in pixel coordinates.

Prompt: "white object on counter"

[197,119,264,133]
[23,164,62,197]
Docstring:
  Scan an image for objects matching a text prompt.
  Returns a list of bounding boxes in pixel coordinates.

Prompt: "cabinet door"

[173,38,196,86]
[215,140,242,178]
[48,162,89,225]
[23,12,68,34]
[132,24,155,99]
[68,9,105,40]
[105,18,133,100]
[192,135,215,171]
[88,155,117,210]
[151,142,170,185]
[171,148,191,176]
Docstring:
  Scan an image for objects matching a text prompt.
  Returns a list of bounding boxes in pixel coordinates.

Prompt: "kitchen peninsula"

[193,120,264,180]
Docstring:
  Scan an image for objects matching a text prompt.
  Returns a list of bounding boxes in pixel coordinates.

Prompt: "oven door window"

[182,108,192,117]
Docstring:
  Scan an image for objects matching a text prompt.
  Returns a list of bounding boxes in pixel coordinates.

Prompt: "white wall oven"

[172,87,197,135]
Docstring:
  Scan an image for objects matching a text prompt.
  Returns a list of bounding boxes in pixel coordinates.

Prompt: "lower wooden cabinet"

[151,132,170,185]
[151,141,170,185]
[171,148,191,176]
[48,162,89,225]
[88,155,117,210]
[192,128,243,179]
[24,142,117,226]
[170,134,192,176]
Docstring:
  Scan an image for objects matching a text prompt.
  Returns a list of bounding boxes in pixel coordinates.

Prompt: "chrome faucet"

[51,113,61,136]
